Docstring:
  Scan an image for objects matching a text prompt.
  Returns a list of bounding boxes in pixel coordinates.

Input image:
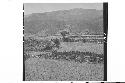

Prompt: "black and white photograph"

[23,3,108,81]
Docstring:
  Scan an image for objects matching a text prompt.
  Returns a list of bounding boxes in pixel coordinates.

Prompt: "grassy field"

[24,36,104,81]
[25,58,104,81]
[58,42,104,54]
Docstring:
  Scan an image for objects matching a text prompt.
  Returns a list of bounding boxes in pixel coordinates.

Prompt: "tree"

[60,31,69,37]
[51,38,60,48]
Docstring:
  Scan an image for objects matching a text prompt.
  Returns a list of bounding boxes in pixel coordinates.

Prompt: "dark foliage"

[36,51,104,64]
[51,38,60,48]
[24,37,56,52]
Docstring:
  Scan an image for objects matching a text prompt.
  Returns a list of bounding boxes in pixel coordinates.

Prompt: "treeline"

[24,51,104,64]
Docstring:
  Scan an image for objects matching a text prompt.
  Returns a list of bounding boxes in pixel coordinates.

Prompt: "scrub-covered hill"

[24,8,103,36]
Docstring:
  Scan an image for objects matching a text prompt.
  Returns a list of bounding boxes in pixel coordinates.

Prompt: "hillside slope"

[24,8,103,36]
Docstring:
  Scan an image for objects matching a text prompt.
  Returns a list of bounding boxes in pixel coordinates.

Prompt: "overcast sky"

[24,3,103,15]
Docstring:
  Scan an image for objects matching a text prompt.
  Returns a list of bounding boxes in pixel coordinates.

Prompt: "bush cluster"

[36,51,104,64]
[24,37,60,52]
[24,37,104,64]
[24,37,103,52]
[62,36,103,44]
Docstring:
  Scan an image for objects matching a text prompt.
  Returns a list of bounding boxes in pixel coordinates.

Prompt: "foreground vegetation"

[25,58,104,81]
[24,35,104,81]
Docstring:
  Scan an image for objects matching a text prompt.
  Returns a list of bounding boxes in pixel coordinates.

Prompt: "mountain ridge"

[24,8,103,36]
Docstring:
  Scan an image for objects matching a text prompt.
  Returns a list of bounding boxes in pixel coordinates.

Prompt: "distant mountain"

[24,8,103,36]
